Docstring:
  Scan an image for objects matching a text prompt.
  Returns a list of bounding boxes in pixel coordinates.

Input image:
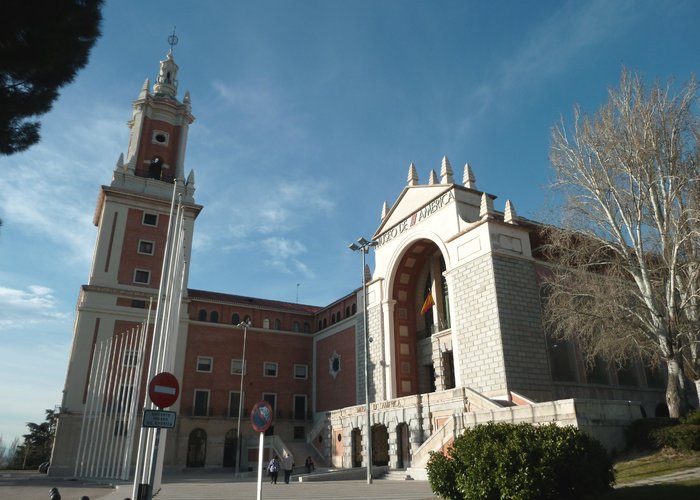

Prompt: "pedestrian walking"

[282,451,294,484]
[267,455,280,484]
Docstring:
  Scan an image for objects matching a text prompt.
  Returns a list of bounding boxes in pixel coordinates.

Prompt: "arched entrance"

[223,429,237,467]
[351,428,362,467]
[391,239,451,397]
[372,424,389,466]
[187,428,207,467]
[396,423,410,468]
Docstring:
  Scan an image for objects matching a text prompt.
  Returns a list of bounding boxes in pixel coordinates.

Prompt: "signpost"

[140,372,180,500]
[251,401,273,500]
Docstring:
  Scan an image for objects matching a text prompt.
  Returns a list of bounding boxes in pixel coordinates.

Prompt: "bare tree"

[544,69,699,418]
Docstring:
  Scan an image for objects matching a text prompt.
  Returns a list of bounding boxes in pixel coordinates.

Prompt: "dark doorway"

[187,428,207,467]
[351,428,362,467]
[223,429,237,467]
[396,423,410,468]
[372,425,389,466]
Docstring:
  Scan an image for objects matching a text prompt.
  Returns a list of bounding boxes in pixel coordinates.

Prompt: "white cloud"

[0,285,69,328]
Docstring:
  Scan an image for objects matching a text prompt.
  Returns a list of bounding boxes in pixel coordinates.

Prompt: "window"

[142,212,158,226]
[198,309,207,321]
[352,304,357,314]
[294,394,307,420]
[262,393,277,415]
[546,336,577,382]
[331,313,336,324]
[193,389,210,416]
[122,350,138,367]
[303,322,310,333]
[274,318,281,330]
[210,311,219,323]
[322,318,327,328]
[243,315,252,325]
[345,306,350,318]
[329,351,341,378]
[263,362,278,377]
[263,318,270,329]
[232,313,240,325]
[152,129,169,145]
[196,356,213,373]
[231,359,246,375]
[131,299,146,308]
[133,269,150,284]
[294,364,308,380]
[292,321,300,332]
[137,240,155,255]
[229,391,242,418]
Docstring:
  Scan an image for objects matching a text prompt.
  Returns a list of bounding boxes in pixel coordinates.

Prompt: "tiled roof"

[187,288,322,314]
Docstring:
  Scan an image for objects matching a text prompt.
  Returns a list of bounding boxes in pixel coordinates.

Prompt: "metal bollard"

[49,487,61,500]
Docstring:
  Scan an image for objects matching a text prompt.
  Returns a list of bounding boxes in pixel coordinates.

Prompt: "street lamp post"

[349,236,376,485]
[235,320,251,475]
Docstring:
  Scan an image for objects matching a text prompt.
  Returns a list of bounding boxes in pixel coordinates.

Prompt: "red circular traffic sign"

[148,372,180,409]
[250,401,273,432]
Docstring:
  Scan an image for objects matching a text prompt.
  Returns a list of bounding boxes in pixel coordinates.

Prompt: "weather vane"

[168,26,178,50]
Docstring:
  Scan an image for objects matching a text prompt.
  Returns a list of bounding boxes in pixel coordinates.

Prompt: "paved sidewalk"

[100,477,436,500]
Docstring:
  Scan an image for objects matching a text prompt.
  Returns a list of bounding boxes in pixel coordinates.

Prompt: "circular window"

[336,434,341,442]
[329,351,341,378]
[155,133,167,143]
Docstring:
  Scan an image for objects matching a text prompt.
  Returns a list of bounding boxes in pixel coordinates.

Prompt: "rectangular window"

[138,240,155,255]
[133,269,150,284]
[131,299,146,309]
[294,394,307,420]
[231,359,246,375]
[293,364,308,380]
[263,393,277,415]
[196,356,213,373]
[229,391,242,418]
[193,389,209,416]
[263,362,278,377]
[122,350,138,368]
[142,212,158,226]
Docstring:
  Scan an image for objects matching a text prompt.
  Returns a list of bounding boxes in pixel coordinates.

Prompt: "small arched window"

[292,321,300,332]
[274,319,282,330]
[345,306,350,318]
[210,311,219,323]
[198,309,207,321]
[352,303,357,315]
[323,318,327,328]
[243,315,252,326]
[331,313,336,324]
[303,322,310,333]
[232,313,240,325]
[263,318,270,329]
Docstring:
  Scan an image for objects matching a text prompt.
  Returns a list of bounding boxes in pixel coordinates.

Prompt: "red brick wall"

[117,208,169,287]
[315,326,357,411]
[181,323,313,419]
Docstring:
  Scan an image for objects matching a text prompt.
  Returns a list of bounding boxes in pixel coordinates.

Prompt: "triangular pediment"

[374,184,452,238]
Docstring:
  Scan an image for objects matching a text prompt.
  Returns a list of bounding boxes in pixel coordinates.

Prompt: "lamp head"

[349,242,360,251]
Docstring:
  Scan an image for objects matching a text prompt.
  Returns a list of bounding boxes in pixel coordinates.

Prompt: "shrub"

[651,424,700,452]
[682,409,700,425]
[426,422,613,500]
[624,417,678,450]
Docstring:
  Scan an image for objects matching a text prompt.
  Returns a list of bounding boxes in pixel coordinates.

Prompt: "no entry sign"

[148,372,180,409]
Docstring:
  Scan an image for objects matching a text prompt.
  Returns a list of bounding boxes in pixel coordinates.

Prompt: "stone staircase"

[378,468,413,481]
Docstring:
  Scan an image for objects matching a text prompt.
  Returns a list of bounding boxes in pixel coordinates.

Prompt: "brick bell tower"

[50,44,202,476]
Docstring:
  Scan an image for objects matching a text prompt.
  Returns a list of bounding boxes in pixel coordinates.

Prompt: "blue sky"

[1,0,698,442]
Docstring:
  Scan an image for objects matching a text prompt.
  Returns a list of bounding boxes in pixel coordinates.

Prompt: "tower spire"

[153,29,180,97]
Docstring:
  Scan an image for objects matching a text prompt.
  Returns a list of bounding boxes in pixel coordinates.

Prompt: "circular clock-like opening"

[155,133,167,143]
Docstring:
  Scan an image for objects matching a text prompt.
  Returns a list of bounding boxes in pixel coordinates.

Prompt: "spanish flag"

[420,290,435,315]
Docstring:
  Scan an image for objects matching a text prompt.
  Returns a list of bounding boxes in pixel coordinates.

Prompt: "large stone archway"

[390,239,451,398]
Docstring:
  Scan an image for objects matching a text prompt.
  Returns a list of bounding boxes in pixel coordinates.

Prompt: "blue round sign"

[251,401,273,432]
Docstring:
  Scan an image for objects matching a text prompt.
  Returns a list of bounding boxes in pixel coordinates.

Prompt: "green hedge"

[651,423,700,452]
[624,417,678,450]
[427,422,613,500]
